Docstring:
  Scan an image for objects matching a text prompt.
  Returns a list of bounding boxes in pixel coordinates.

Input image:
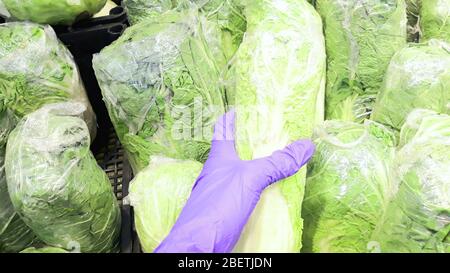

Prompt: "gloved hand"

[155,110,315,253]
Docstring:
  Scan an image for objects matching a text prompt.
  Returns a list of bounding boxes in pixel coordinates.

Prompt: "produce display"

[5,102,121,253]
[0,22,96,137]
[0,0,448,254]
[0,110,37,253]
[93,10,230,173]
[302,121,396,253]
[231,0,325,252]
[128,157,203,253]
[316,0,407,122]
[371,110,450,253]
[1,0,107,25]
[372,40,450,131]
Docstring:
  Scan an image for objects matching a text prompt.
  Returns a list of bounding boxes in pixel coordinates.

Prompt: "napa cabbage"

[420,0,450,42]
[316,0,407,122]
[93,10,229,173]
[231,0,326,253]
[128,156,202,253]
[302,120,396,253]
[370,109,450,253]
[5,102,121,253]
[372,40,450,130]
[1,0,106,25]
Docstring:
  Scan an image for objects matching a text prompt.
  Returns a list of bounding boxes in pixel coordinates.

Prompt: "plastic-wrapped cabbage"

[93,10,228,173]
[302,121,396,253]
[316,0,407,122]
[372,40,450,131]
[0,22,96,137]
[5,102,121,253]
[0,110,37,253]
[1,0,107,25]
[231,0,326,253]
[128,156,202,253]
[123,0,246,62]
[20,247,70,253]
[370,109,450,253]
[420,0,450,42]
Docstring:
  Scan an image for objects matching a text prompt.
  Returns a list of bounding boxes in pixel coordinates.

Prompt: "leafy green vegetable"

[0,22,96,136]
[20,246,70,253]
[316,0,407,122]
[420,0,450,42]
[128,156,202,253]
[370,109,450,253]
[123,0,246,64]
[0,110,37,253]
[231,0,326,253]
[2,0,107,25]
[302,120,396,253]
[5,102,121,253]
[93,10,229,173]
[372,40,450,130]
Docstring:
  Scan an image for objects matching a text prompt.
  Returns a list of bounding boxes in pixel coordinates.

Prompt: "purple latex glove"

[154,110,315,253]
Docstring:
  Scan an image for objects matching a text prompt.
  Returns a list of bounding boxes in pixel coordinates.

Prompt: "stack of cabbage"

[5,102,121,253]
[316,0,407,122]
[0,0,107,25]
[372,40,450,130]
[230,0,325,253]
[128,157,203,253]
[0,110,37,253]
[371,110,450,253]
[302,121,396,253]
[0,22,96,136]
[93,9,231,173]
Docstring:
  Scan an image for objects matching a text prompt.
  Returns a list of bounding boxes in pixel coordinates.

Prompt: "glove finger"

[209,110,238,160]
[253,139,316,189]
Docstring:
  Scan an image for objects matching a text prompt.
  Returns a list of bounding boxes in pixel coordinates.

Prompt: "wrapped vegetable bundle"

[231,0,326,252]
[5,103,121,253]
[0,22,96,137]
[302,121,396,253]
[371,109,450,253]
[0,110,37,253]
[128,157,203,253]
[316,0,407,122]
[420,0,450,42]
[123,0,246,64]
[372,40,450,131]
[93,10,228,173]
[1,0,107,25]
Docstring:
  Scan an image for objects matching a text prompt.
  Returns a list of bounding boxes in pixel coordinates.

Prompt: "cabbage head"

[93,10,228,173]
[128,156,202,253]
[5,102,121,253]
[20,247,70,253]
[0,22,96,137]
[302,121,396,253]
[231,0,326,253]
[420,0,450,42]
[372,40,450,130]
[123,0,246,63]
[370,109,450,253]
[2,0,107,25]
[316,0,407,122]
[0,110,37,253]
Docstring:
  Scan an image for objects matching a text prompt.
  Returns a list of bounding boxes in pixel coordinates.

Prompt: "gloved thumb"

[252,140,316,190]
